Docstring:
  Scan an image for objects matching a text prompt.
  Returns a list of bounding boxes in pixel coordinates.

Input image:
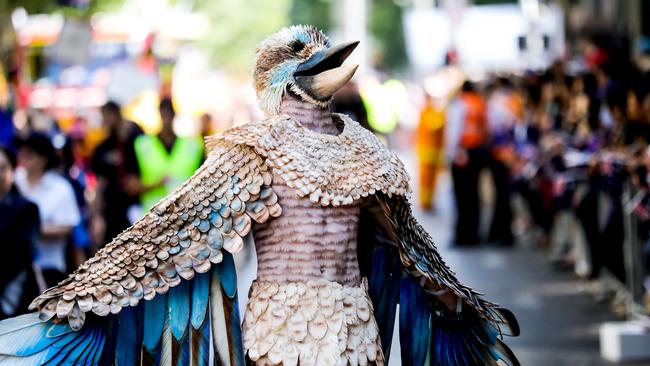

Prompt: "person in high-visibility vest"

[133,97,203,211]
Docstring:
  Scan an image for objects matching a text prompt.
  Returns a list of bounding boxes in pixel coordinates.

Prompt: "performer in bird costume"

[0,25,519,366]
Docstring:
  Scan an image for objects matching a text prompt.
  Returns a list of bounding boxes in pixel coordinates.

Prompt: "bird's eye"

[291,41,305,53]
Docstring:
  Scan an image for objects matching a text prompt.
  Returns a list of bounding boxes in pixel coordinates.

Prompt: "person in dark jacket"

[91,101,143,245]
[0,146,41,319]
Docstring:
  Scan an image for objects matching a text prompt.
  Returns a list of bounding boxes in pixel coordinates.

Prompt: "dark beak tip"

[346,40,360,50]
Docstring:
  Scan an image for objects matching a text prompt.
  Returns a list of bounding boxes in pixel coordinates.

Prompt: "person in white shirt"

[15,133,80,287]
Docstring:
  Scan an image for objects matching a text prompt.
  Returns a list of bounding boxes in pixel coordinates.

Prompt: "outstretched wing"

[0,140,281,365]
[359,194,520,366]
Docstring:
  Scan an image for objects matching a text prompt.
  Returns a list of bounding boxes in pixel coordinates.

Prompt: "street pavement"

[397,150,646,366]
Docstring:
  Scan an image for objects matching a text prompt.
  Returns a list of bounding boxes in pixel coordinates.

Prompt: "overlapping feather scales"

[208,113,410,207]
[29,141,281,329]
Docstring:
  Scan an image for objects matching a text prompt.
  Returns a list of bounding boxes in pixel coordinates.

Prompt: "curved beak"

[294,41,359,100]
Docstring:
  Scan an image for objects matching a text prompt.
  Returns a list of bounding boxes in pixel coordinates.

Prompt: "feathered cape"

[0,113,519,366]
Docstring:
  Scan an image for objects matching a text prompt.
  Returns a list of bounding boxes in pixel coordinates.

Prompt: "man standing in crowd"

[486,78,522,246]
[134,97,203,211]
[0,146,41,319]
[446,81,489,246]
[14,133,80,287]
[91,101,143,245]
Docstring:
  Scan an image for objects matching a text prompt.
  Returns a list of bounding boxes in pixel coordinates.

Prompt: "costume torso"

[253,176,362,285]
[211,113,409,366]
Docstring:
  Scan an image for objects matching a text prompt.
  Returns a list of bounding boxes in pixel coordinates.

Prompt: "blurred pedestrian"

[91,101,143,245]
[416,94,445,211]
[446,81,489,246]
[486,78,522,246]
[0,146,41,319]
[133,97,203,211]
[14,133,80,287]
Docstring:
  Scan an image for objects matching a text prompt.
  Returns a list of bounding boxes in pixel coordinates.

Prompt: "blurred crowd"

[0,96,204,319]
[2,29,650,323]
[415,46,650,311]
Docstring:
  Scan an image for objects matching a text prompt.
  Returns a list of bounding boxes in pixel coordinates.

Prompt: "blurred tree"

[370,0,408,71]
[0,0,123,15]
[196,0,292,73]
[289,0,332,32]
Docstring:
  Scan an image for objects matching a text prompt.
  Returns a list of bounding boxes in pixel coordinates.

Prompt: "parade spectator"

[416,94,445,211]
[0,146,41,319]
[133,97,203,211]
[486,78,522,245]
[91,101,143,245]
[446,81,489,246]
[14,133,80,287]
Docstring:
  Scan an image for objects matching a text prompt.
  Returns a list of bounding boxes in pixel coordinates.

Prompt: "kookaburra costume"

[0,26,519,366]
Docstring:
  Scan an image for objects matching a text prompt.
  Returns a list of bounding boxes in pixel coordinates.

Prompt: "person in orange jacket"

[416,94,446,211]
[445,81,490,245]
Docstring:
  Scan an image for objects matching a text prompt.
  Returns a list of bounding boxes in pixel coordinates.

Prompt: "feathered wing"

[0,140,281,366]
[359,194,520,366]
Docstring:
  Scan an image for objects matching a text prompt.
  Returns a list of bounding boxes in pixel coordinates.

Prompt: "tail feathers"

[399,275,432,366]
[0,312,105,366]
[431,310,520,366]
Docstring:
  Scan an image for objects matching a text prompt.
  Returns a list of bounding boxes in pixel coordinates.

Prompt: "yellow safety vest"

[134,135,203,211]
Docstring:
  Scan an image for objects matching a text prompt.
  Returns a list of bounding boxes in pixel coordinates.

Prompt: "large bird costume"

[0,25,519,366]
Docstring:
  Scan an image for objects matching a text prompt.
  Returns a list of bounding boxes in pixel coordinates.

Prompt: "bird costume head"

[253,25,359,116]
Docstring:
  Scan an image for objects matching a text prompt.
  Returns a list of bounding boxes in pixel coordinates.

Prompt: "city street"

[401,152,643,366]
[234,150,640,366]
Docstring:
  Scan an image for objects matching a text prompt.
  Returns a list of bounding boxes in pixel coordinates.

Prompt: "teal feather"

[217,252,237,298]
[191,320,210,366]
[0,313,61,356]
[190,273,209,329]
[175,331,190,366]
[367,245,401,359]
[168,281,190,341]
[399,275,431,366]
[115,306,143,366]
[224,287,245,366]
[143,294,167,352]
[72,328,100,366]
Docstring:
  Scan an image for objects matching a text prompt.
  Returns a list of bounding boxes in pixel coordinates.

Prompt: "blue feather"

[115,305,143,366]
[41,329,87,365]
[196,320,210,366]
[98,317,118,366]
[399,275,431,366]
[168,281,191,341]
[71,328,98,366]
[89,331,107,366]
[210,259,245,366]
[224,290,245,366]
[217,252,237,298]
[45,322,74,338]
[176,330,191,366]
[368,246,401,360]
[191,273,210,329]
[429,307,521,366]
[143,294,167,352]
[0,313,60,356]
